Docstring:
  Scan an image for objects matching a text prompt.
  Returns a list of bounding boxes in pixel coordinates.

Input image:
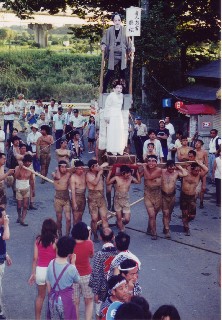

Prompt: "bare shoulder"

[86,171,94,181]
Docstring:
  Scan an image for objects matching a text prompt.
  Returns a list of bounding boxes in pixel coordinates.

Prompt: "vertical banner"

[126,7,141,37]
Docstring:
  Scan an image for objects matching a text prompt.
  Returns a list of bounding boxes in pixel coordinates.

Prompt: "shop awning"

[178,104,217,115]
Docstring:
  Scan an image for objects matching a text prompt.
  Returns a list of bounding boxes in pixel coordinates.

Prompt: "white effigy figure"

[103,80,127,155]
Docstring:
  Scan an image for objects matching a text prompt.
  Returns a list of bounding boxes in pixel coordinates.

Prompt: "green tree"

[0,28,17,41]
[69,24,103,54]
[165,0,220,72]
[134,1,181,117]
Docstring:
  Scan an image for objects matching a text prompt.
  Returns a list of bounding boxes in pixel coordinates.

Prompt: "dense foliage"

[0,50,101,101]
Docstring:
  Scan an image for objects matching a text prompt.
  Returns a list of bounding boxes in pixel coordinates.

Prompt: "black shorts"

[88,138,95,143]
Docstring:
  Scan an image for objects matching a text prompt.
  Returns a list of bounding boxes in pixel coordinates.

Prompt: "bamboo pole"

[99,50,105,94]
[22,166,54,184]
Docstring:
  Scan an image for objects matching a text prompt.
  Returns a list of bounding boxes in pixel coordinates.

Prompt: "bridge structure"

[0,4,92,47]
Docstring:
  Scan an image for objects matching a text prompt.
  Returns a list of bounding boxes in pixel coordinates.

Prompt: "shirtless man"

[195,139,208,208]
[36,125,54,184]
[19,144,36,210]
[180,160,208,236]
[14,154,35,226]
[0,153,15,208]
[140,155,162,240]
[188,150,196,161]
[70,160,86,225]
[55,139,71,165]
[107,165,140,231]
[52,161,72,237]
[177,136,192,162]
[86,159,109,242]
[161,160,187,239]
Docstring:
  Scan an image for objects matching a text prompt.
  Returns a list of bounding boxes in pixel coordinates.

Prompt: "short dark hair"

[0,153,6,159]
[74,160,84,167]
[115,232,130,251]
[30,105,35,109]
[188,150,196,157]
[71,222,89,240]
[41,125,50,134]
[181,136,188,140]
[60,139,67,145]
[115,302,145,320]
[57,236,76,258]
[88,159,98,169]
[147,142,154,148]
[51,98,56,103]
[108,275,126,291]
[0,207,5,219]
[20,144,27,149]
[148,129,156,135]
[153,305,181,320]
[119,259,137,275]
[120,165,131,175]
[13,128,18,132]
[147,155,158,161]
[23,154,33,163]
[73,130,80,136]
[131,296,152,320]
[99,227,114,242]
[190,162,199,170]
[12,136,20,143]
[166,160,175,167]
[196,139,204,145]
[210,129,218,135]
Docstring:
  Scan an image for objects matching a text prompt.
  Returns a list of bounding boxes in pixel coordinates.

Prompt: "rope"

[38,124,89,154]
[125,226,220,255]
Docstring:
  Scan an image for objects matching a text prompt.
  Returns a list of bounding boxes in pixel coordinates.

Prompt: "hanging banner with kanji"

[126,7,141,37]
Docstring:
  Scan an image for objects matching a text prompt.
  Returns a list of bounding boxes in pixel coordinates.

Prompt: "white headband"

[111,280,126,291]
[118,265,136,271]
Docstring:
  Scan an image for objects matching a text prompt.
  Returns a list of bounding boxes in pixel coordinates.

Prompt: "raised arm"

[176,165,188,177]
[196,160,208,177]
[106,169,116,185]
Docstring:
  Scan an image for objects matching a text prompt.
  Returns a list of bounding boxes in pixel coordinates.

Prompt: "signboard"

[202,121,211,128]
[162,98,172,108]
[175,101,184,110]
[198,115,213,136]
[126,7,141,36]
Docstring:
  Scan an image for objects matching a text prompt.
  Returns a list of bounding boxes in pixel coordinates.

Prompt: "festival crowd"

[0,93,220,320]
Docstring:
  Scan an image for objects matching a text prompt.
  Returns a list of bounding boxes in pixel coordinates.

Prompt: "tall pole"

[129,36,134,95]
[141,0,149,105]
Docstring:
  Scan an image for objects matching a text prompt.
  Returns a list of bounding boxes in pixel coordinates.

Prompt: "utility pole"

[141,0,149,105]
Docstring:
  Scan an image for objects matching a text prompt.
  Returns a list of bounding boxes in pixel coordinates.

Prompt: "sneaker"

[0,314,6,319]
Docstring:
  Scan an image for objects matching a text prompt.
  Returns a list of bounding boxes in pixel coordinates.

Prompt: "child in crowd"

[143,142,157,161]
[87,116,96,153]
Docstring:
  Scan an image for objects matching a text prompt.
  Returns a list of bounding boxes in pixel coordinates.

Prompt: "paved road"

[2,141,221,320]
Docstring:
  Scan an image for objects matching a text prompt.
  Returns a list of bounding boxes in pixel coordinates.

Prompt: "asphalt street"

[2,139,221,320]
